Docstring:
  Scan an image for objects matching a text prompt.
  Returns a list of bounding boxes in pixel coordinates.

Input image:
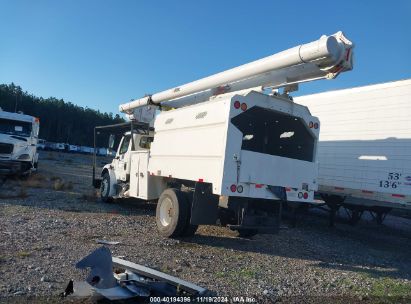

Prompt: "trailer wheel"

[156,188,189,238]
[237,229,258,238]
[100,172,113,203]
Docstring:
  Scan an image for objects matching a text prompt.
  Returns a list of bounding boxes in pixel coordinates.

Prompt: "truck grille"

[0,143,13,154]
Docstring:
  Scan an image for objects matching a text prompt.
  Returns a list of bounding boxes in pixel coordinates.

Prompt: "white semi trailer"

[93,32,354,237]
[295,79,411,224]
[0,109,40,175]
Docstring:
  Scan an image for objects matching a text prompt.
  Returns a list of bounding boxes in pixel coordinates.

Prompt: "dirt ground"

[0,151,410,303]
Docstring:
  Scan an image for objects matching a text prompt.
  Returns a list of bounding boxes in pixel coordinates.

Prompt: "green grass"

[369,277,411,297]
[16,251,31,258]
[236,268,258,279]
[343,272,411,301]
[215,271,226,278]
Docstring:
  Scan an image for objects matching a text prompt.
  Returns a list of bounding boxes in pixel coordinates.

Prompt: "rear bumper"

[0,160,30,175]
[222,183,316,203]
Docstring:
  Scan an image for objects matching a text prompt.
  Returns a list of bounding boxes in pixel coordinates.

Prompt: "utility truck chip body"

[0,109,40,175]
[93,32,354,237]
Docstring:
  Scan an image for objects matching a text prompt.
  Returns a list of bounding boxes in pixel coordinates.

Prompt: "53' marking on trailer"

[379,172,402,189]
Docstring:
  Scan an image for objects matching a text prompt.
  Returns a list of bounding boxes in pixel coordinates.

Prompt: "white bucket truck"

[0,109,40,175]
[93,32,354,237]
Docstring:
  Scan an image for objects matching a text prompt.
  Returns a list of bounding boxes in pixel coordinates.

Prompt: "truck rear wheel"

[100,172,113,203]
[156,188,190,238]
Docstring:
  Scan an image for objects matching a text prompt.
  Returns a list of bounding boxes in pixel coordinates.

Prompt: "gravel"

[0,151,410,303]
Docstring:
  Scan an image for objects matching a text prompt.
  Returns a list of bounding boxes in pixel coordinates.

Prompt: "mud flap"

[190,182,219,225]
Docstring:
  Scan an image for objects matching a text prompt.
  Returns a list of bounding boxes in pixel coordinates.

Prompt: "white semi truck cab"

[0,109,40,175]
[93,32,354,238]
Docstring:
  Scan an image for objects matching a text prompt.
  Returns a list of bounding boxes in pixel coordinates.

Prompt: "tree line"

[0,83,124,147]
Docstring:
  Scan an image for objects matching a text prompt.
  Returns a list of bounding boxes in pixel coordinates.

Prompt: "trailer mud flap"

[191,182,219,225]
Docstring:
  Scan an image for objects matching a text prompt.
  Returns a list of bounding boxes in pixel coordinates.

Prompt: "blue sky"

[0,0,410,115]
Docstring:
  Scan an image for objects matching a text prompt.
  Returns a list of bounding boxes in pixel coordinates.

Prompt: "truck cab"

[0,109,39,175]
[111,131,154,182]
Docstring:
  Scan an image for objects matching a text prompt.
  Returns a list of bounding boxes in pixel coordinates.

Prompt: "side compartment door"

[137,152,149,199]
[129,153,140,198]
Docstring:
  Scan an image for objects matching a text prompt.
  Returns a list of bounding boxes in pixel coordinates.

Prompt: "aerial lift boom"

[120,31,353,113]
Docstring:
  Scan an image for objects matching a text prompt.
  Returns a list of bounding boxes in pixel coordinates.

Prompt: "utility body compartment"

[147,90,319,202]
[129,151,166,200]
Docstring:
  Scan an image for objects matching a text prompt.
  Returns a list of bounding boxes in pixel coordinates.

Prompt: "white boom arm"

[120,31,353,113]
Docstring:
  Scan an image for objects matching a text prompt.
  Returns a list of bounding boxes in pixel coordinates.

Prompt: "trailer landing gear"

[322,194,345,227]
[346,207,364,225]
[369,207,392,225]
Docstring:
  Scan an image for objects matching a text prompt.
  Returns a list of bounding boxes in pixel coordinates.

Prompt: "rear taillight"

[303,192,309,199]
[240,103,247,111]
[230,184,237,192]
[234,101,241,109]
[309,121,314,128]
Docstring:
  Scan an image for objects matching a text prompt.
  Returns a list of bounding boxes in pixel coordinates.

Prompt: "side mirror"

[108,134,115,149]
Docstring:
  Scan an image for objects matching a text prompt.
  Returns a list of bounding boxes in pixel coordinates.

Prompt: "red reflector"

[314,122,319,129]
[234,101,241,109]
[309,121,314,128]
[362,190,373,194]
[335,187,344,190]
[303,192,308,199]
[285,187,291,192]
[230,184,237,192]
[198,178,204,182]
[255,184,263,188]
[392,194,405,198]
[240,103,247,111]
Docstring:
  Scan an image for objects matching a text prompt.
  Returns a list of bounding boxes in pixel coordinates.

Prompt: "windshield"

[0,118,32,137]
[119,135,131,154]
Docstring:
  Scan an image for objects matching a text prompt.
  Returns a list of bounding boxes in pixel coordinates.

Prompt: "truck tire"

[156,188,190,238]
[100,172,113,203]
